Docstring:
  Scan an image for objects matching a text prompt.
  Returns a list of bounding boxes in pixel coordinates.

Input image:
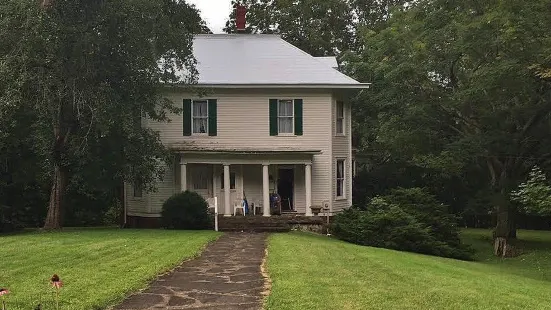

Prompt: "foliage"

[345,0,551,253]
[0,0,204,228]
[511,166,551,216]
[0,205,24,233]
[332,188,472,260]
[266,231,551,310]
[161,191,212,230]
[1,229,219,310]
[224,0,356,56]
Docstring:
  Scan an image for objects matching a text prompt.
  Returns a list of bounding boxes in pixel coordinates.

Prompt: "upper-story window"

[278,99,294,134]
[336,101,345,135]
[270,98,303,136]
[183,99,217,136]
[192,100,209,134]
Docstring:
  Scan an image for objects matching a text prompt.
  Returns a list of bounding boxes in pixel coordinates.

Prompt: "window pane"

[278,100,293,117]
[337,160,344,178]
[279,118,293,133]
[337,101,344,118]
[336,119,344,134]
[337,180,343,197]
[193,174,208,189]
[193,101,208,117]
[193,119,208,133]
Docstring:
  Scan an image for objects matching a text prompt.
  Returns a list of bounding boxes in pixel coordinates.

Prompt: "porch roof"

[169,144,322,156]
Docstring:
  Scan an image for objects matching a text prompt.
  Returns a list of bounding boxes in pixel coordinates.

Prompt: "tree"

[224,0,356,56]
[0,0,202,229]
[346,0,551,256]
[511,167,551,216]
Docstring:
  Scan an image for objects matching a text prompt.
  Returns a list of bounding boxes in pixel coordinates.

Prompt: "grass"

[0,228,220,310]
[266,229,551,310]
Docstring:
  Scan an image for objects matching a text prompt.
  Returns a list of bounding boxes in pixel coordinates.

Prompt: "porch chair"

[206,197,217,214]
[253,202,263,215]
[233,198,246,216]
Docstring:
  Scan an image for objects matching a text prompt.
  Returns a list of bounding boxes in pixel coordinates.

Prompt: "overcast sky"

[186,0,233,33]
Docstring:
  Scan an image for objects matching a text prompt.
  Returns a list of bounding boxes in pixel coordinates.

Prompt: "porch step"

[219,226,291,233]
[217,214,328,232]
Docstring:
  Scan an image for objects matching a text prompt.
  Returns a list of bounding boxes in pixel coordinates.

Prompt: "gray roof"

[315,56,339,69]
[193,34,368,88]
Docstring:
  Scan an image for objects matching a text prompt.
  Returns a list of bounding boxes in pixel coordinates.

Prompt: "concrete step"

[219,226,291,232]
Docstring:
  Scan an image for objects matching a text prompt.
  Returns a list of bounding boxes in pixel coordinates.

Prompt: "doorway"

[278,168,294,211]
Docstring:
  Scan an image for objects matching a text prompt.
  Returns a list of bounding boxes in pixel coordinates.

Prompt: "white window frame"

[336,159,346,199]
[336,101,345,136]
[192,100,209,135]
[278,99,294,135]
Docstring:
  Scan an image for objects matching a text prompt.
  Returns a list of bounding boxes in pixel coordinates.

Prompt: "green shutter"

[294,99,303,136]
[208,99,217,136]
[183,99,192,136]
[269,99,278,136]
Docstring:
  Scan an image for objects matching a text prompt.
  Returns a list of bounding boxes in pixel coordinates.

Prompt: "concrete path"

[114,233,268,310]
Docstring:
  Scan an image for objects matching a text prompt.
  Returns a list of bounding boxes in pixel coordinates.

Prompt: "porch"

[176,148,324,217]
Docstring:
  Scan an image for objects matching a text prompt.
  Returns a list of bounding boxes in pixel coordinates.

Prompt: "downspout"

[122,183,127,228]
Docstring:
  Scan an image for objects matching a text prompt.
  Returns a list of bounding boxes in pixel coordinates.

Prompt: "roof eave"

[170,83,371,90]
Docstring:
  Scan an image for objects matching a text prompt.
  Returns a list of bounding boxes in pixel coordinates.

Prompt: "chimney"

[236,5,247,32]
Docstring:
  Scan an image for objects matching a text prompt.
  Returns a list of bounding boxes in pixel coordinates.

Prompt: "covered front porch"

[176,148,321,217]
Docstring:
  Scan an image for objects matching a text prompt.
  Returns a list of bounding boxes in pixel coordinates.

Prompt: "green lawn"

[266,229,551,310]
[0,228,220,310]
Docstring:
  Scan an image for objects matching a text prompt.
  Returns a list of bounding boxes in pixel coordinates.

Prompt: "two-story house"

[125,34,368,225]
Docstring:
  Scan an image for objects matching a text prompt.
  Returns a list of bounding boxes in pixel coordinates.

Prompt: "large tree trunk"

[493,193,517,257]
[43,115,70,230]
[43,163,67,230]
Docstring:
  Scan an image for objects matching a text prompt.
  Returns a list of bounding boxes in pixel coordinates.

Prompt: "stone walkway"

[114,233,268,310]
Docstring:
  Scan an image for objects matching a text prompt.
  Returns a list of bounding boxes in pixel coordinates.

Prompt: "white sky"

[186,0,233,34]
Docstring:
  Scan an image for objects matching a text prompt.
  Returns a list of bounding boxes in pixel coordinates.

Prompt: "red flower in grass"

[50,274,63,289]
[0,288,9,296]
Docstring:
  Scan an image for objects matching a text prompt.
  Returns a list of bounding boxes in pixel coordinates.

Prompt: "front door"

[278,168,294,211]
[219,167,239,211]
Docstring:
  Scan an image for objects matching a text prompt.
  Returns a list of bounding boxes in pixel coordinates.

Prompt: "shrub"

[0,205,24,233]
[161,191,211,230]
[332,188,473,260]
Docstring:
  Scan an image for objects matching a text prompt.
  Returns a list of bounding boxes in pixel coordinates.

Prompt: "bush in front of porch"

[161,191,212,230]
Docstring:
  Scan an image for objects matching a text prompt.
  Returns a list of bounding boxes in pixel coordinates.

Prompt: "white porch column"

[224,164,231,216]
[262,164,270,217]
[305,163,312,216]
[180,163,187,192]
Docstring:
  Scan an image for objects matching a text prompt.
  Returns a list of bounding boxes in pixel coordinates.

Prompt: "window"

[336,101,344,135]
[336,159,345,198]
[192,100,208,134]
[220,172,236,190]
[193,173,208,190]
[133,183,143,198]
[278,99,294,134]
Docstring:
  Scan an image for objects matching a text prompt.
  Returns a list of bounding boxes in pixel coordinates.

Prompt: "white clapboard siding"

[332,97,353,212]
[128,89,334,216]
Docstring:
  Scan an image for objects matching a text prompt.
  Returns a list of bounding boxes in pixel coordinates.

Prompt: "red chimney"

[236,5,247,32]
